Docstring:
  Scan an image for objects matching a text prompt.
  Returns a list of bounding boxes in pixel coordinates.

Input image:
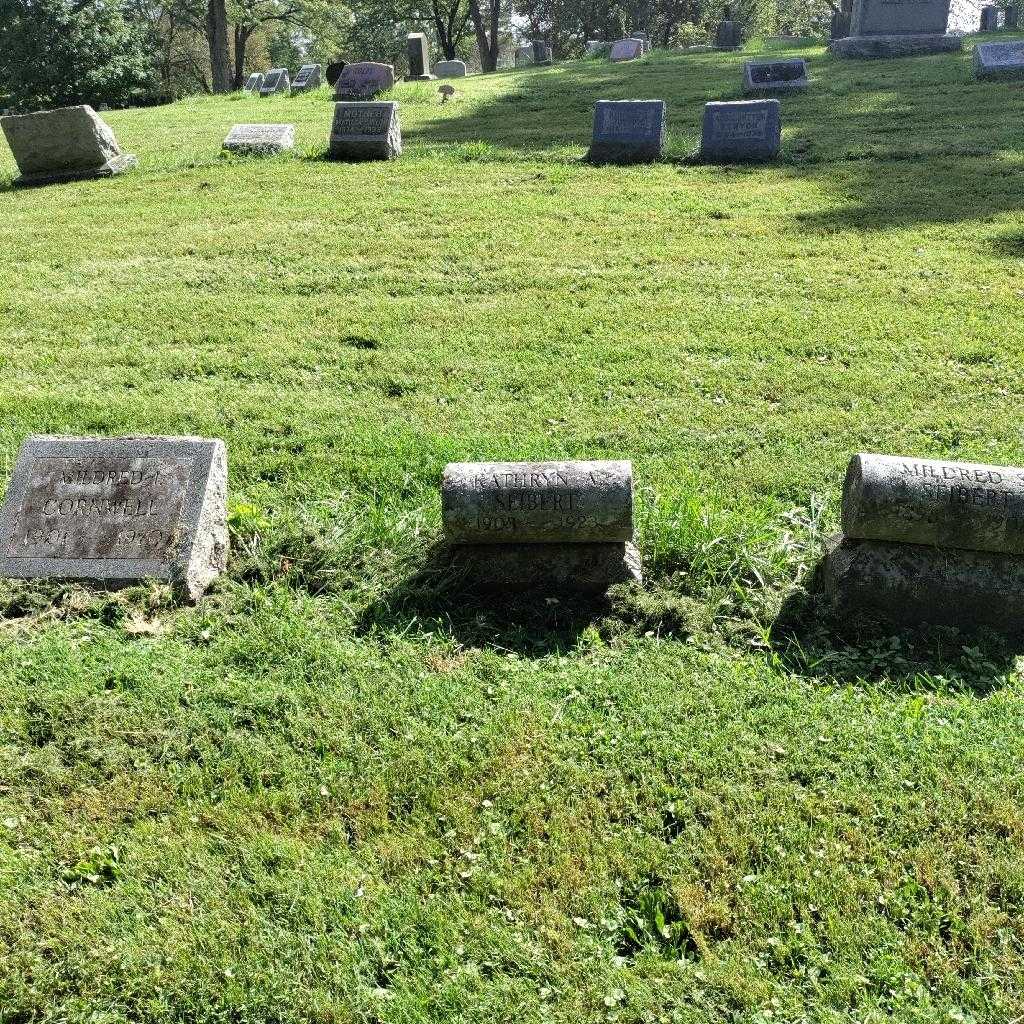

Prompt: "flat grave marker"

[0,435,227,600]
[222,123,295,155]
[974,39,1024,79]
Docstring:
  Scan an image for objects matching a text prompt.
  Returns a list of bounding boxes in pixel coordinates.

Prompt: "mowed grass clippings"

[1,39,1024,1024]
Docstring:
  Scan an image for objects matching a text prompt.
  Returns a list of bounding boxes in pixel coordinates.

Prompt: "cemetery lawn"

[4,36,1024,1024]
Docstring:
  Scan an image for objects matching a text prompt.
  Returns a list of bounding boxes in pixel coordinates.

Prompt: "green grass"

[2,38,1024,1023]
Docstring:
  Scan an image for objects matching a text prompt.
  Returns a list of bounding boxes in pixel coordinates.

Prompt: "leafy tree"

[0,0,160,111]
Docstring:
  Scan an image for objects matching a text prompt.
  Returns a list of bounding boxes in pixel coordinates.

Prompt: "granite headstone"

[974,39,1024,77]
[434,59,468,78]
[830,0,970,57]
[407,32,434,79]
[699,99,781,162]
[610,37,644,60]
[1,105,137,187]
[742,58,809,93]
[291,63,324,93]
[243,72,265,92]
[0,435,228,601]
[260,68,291,95]
[334,62,395,100]
[222,123,295,154]
[588,99,666,163]
[328,101,401,160]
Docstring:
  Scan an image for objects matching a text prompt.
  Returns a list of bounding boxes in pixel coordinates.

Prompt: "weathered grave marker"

[406,32,434,79]
[980,4,1002,28]
[0,435,227,601]
[588,99,666,163]
[243,73,265,93]
[742,58,809,93]
[699,99,781,162]
[260,68,291,95]
[610,37,644,61]
[434,59,468,78]
[825,452,1024,632]
[442,460,640,593]
[222,123,295,155]
[1,105,137,188]
[974,39,1024,77]
[334,62,395,100]
[715,7,744,49]
[532,40,553,64]
[328,101,401,160]
[291,63,324,93]
[1006,3,1019,27]
[830,0,969,57]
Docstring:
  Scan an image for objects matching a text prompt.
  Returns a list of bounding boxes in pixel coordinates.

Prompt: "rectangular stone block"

[407,32,433,79]
[588,99,665,163]
[442,460,633,544]
[260,69,290,96]
[851,0,957,35]
[0,435,228,601]
[974,40,1024,79]
[742,58,809,94]
[434,59,467,78]
[700,99,781,162]
[448,541,641,595]
[830,32,963,56]
[334,62,395,100]
[610,38,644,61]
[328,101,401,160]
[1,105,136,188]
[222,123,294,155]
[243,73,265,93]
[823,534,1024,634]
[842,453,1024,555]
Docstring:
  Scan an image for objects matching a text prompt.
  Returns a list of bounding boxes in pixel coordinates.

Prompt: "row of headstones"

[244,64,324,97]
[2,436,1022,633]
[980,3,1020,29]
[589,55,809,165]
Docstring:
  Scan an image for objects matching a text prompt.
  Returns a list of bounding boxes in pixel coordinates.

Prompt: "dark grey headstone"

[587,99,666,164]
[980,4,1002,28]
[1,105,137,188]
[715,19,744,49]
[259,68,291,96]
[1006,4,1019,28]
[0,435,227,601]
[532,40,552,64]
[291,63,323,93]
[406,32,433,80]
[832,0,970,57]
[328,101,401,160]
[222,123,295,155]
[700,99,781,162]
[243,73,265,93]
[326,61,347,86]
[742,58,808,94]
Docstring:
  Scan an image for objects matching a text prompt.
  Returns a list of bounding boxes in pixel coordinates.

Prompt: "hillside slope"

[1,40,1024,1023]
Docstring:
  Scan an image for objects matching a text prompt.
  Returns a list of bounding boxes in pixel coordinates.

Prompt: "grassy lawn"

[2,38,1024,1023]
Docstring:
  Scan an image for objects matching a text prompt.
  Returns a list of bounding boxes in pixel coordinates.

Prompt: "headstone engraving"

[328,101,401,160]
[1,105,137,188]
[742,58,809,93]
[974,39,1024,77]
[442,460,640,593]
[588,99,666,163]
[442,461,633,543]
[0,435,227,601]
[699,99,781,162]
[434,59,468,78]
[222,123,295,155]
[825,452,1024,632]
[259,68,291,96]
[610,37,644,61]
[291,63,324,93]
[334,62,395,100]
[842,453,1024,554]
[406,32,434,80]
[830,0,969,57]
[243,73,265,93]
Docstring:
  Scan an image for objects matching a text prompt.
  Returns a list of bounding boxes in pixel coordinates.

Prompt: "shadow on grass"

[767,563,1023,692]
[354,540,615,655]
[403,42,1024,235]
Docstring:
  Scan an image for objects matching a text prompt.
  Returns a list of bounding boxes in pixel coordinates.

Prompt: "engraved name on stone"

[0,435,228,599]
[442,460,633,543]
[842,452,1024,554]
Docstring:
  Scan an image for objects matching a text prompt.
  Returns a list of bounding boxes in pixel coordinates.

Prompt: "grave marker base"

[13,153,137,188]
[829,33,962,58]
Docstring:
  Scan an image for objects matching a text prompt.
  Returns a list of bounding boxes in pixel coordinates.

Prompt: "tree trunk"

[468,0,500,71]
[206,0,232,93]
[233,24,252,89]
